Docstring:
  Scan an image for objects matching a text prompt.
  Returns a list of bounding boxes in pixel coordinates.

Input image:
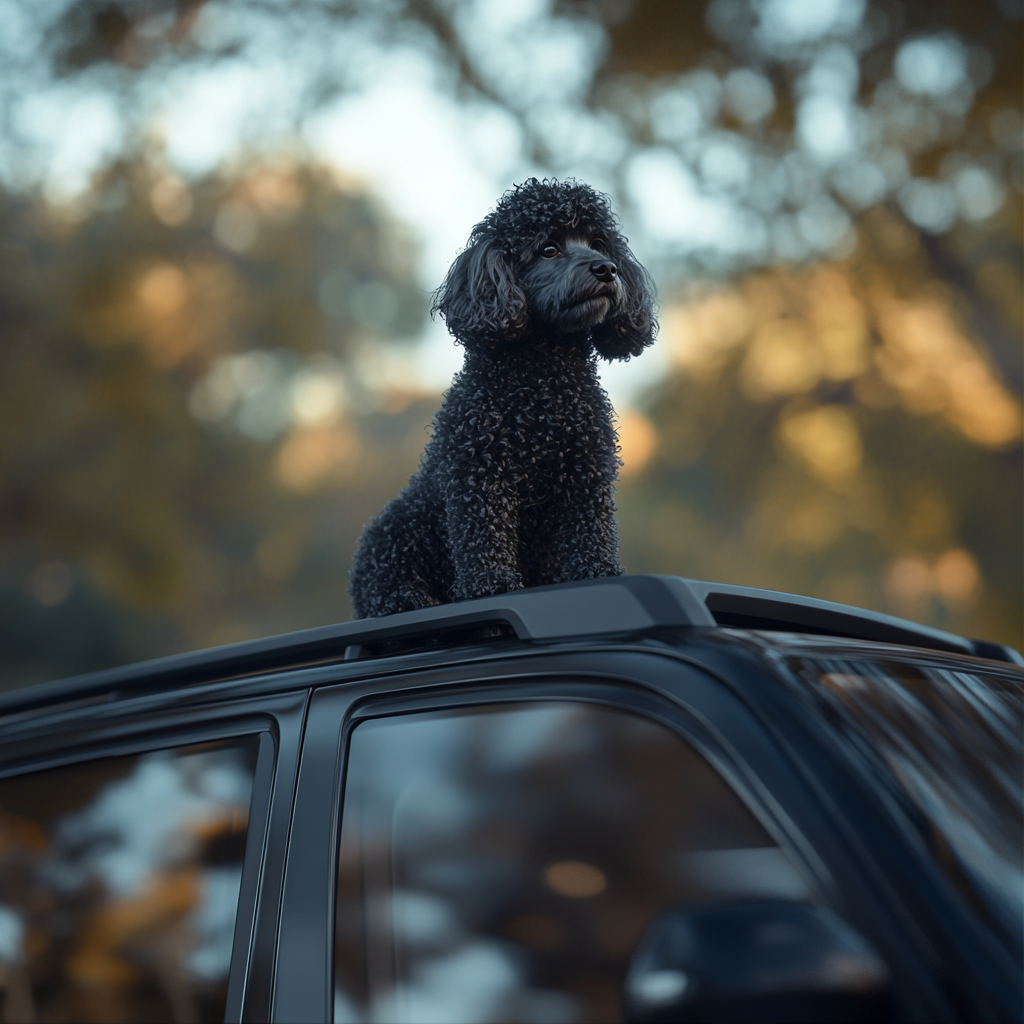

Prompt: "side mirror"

[623,901,893,1023]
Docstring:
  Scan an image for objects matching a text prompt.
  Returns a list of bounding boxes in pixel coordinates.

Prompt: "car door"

[0,688,307,1024]
[272,647,950,1024]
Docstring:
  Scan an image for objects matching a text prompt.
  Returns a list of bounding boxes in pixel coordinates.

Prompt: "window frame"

[271,646,951,1024]
[0,689,308,1024]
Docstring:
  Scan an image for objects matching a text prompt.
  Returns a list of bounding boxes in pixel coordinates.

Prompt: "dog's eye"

[541,243,559,258]
[591,238,608,254]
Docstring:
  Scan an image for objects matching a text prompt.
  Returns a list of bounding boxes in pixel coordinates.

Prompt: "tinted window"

[0,736,259,1023]
[782,655,1022,947]
[334,701,810,1023]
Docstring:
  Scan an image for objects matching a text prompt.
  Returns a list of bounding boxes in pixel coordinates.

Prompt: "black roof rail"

[0,577,710,717]
[682,579,979,656]
[688,578,1022,666]
[1,575,1018,719]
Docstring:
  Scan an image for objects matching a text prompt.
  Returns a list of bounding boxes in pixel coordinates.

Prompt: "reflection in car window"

[783,655,1022,947]
[0,736,259,1023]
[334,701,810,1024]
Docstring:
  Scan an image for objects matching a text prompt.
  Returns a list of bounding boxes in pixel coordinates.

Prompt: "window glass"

[781,655,1023,948]
[334,701,810,1024]
[0,735,260,1023]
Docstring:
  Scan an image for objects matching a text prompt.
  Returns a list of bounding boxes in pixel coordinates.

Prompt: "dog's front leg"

[445,479,523,601]
[554,484,625,582]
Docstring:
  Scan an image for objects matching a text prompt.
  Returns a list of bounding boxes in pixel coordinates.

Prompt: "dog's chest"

[511,384,590,455]
[431,357,615,503]
[499,377,611,497]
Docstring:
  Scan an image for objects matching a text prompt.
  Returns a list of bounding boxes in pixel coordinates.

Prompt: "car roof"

[1,575,1019,719]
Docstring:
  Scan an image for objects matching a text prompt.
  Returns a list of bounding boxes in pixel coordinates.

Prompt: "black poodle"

[349,178,657,619]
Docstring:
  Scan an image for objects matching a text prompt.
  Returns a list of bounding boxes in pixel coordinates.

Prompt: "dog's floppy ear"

[591,245,658,361]
[432,237,527,348]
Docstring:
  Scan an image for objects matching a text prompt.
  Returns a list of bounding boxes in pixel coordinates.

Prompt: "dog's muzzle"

[590,259,618,282]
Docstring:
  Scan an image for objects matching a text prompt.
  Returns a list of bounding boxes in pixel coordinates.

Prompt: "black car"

[0,575,1019,1023]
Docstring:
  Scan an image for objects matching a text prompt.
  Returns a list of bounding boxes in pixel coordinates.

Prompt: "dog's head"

[432,178,657,360]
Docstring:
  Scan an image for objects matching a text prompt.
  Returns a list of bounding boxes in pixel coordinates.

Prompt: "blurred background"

[0,0,1019,688]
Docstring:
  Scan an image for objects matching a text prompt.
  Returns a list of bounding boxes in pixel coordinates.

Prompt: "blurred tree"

[616,226,1022,645]
[0,157,429,686]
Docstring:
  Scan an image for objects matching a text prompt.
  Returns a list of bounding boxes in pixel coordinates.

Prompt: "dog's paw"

[560,562,625,582]
[394,578,444,611]
[358,578,442,618]
[454,568,523,602]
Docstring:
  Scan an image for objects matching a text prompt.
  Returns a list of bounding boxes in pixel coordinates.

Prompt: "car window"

[333,700,811,1024]
[0,735,260,1024]
[781,655,1022,948]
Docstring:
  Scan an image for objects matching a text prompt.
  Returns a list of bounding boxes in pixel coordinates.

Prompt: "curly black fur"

[349,178,657,619]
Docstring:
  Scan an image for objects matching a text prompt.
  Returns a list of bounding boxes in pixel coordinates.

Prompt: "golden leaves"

[872,291,1021,447]
[661,263,1020,449]
[777,405,863,485]
[273,424,361,493]
[137,263,188,317]
[664,265,873,400]
[659,288,750,381]
[741,319,822,398]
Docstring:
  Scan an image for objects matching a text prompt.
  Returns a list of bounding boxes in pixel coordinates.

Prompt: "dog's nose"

[590,259,618,282]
